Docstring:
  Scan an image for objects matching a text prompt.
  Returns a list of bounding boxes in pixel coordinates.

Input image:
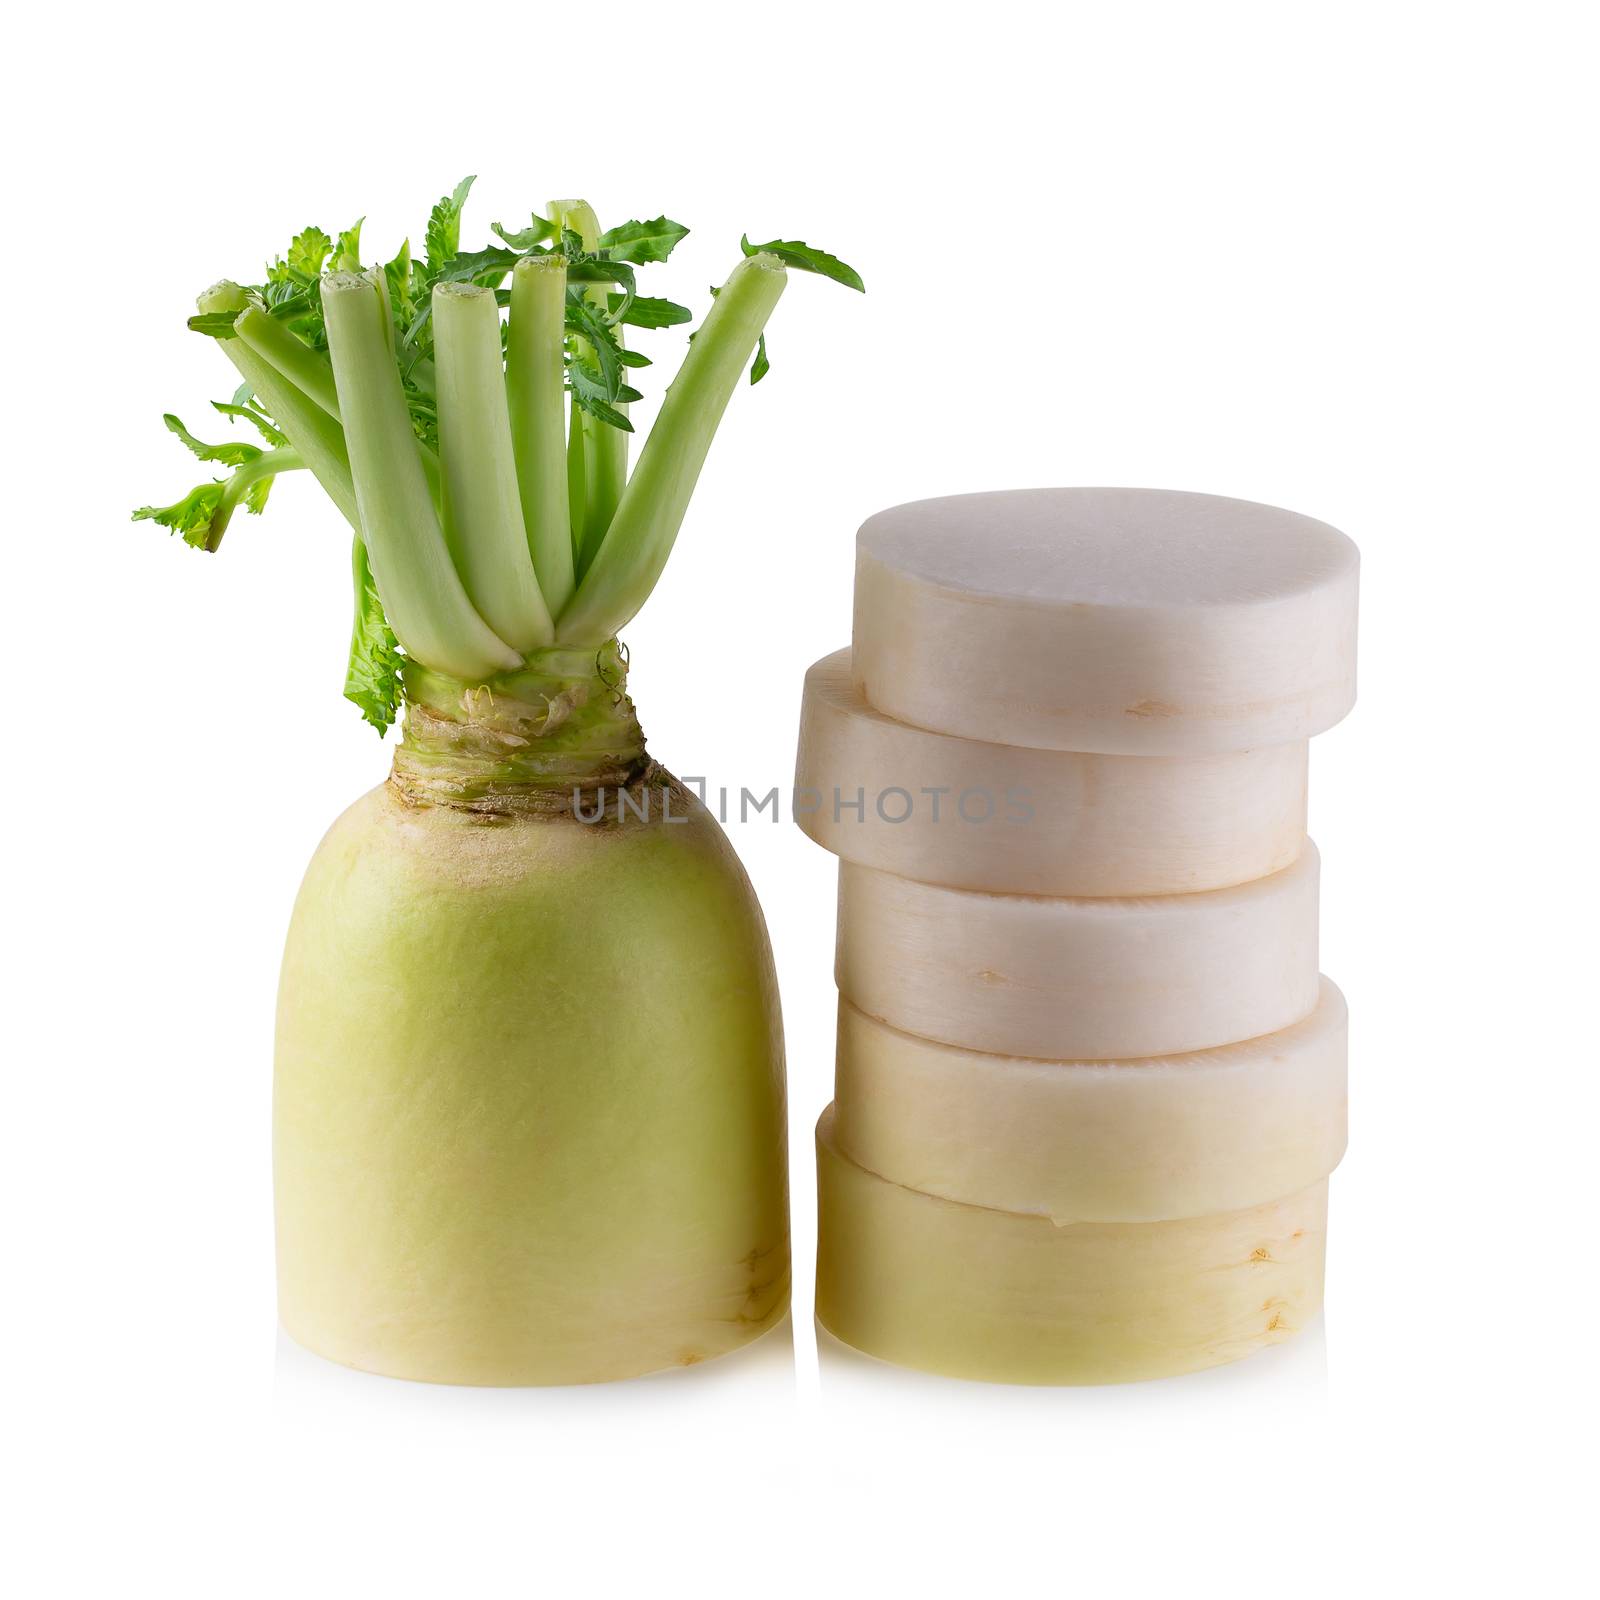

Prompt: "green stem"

[207,447,304,552]
[506,255,575,615]
[566,396,587,565]
[433,282,553,650]
[577,380,629,579]
[556,254,788,644]
[550,199,629,576]
[196,282,360,529]
[322,271,521,680]
[234,304,341,417]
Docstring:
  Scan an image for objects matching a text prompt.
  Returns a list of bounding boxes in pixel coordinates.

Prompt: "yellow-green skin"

[275,775,789,1384]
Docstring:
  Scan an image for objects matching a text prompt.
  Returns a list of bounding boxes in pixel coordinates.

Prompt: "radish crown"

[135,180,861,731]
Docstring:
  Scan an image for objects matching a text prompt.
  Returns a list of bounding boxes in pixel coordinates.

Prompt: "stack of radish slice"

[797,488,1359,1384]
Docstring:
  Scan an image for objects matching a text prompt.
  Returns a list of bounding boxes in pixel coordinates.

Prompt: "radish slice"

[852,488,1358,756]
[832,979,1347,1224]
[816,1107,1328,1386]
[796,649,1308,895]
[836,845,1320,1059]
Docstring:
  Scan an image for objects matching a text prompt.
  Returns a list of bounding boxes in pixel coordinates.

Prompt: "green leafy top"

[136,182,861,734]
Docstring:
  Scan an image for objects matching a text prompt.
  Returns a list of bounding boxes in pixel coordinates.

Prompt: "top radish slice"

[851,487,1359,756]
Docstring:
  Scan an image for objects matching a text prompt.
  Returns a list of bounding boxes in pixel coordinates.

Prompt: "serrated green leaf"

[565,258,638,289]
[384,240,415,325]
[287,226,333,281]
[187,311,239,339]
[343,536,403,733]
[425,176,475,275]
[568,257,636,325]
[492,216,559,251]
[749,331,770,384]
[566,298,625,399]
[597,215,690,264]
[210,400,288,447]
[433,246,520,287]
[740,234,865,292]
[401,299,433,351]
[606,294,693,328]
[568,381,634,433]
[163,413,263,467]
[334,219,364,273]
[132,483,224,550]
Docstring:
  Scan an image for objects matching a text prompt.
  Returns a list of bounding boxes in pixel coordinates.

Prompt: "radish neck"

[393,642,649,811]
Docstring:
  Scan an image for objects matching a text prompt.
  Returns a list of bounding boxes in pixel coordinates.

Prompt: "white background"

[6,2,1596,1593]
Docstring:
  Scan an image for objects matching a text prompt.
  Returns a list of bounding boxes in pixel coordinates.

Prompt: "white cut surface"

[816,1108,1328,1386]
[796,649,1308,895]
[833,980,1347,1223]
[852,487,1359,755]
[836,846,1320,1059]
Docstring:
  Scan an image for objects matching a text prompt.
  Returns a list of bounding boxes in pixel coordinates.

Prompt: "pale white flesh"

[832,980,1346,1223]
[852,488,1359,756]
[816,1108,1327,1385]
[796,649,1308,895]
[835,845,1320,1059]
